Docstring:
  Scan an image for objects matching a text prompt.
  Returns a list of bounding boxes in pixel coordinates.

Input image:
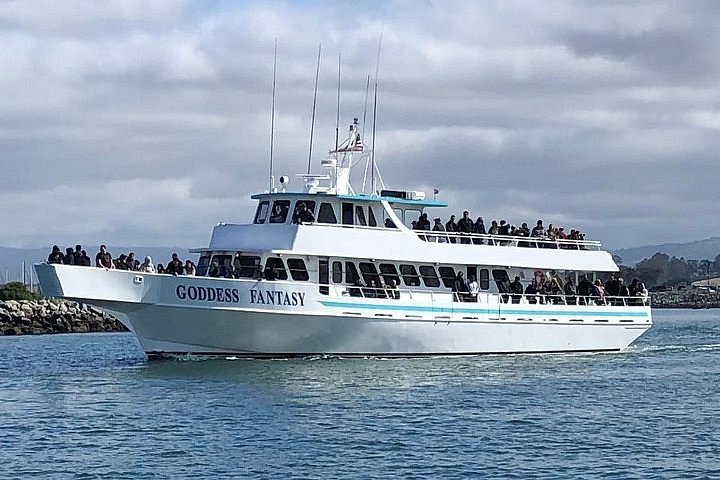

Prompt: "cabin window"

[254,201,270,224]
[265,257,288,280]
[332,261,343,283]
[196,254,211,276]
[438,266,456,288]
[379,263,400,285]
[318,202,337,224]
[269,200,291,224]
[342,203,354,225]
[355,205,367,226]
[286,258,309,281]
[359,262,380,286]
[399,264,421,287]
[479,269,490,290]
[368,207,378,227]
[404,209,422,229]
[234,255,261,278]
[345,262,360,284]
[492,269,509,293]
[209,254,232,278]
[419,265,440,288]
[384,208,401,228]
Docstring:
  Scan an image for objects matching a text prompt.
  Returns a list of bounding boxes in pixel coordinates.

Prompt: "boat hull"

[35,264,652,358]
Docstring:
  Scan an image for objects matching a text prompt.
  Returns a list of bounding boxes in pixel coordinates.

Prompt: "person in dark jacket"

[63,247,75,265]
[510,276,523,303]
[73,245,84,265]
[167,253,184,275]
[457,211,474,244]
[416,213,431,231]
[452,272,469,301]
[473,217,485,244]
[292,202,316,224]
[446,215,458,243]
[524,281,538,304]
[564,277,577,305]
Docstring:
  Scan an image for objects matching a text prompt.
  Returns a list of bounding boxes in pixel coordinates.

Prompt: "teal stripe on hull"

[318,300,649,318]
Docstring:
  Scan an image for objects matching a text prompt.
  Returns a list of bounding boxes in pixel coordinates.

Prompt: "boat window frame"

[342,203,354,225]
[287,258,310,281]
[254,200,270,224]
[399,264,421,287]
[378,263,400,286]
[358,262,380,286]
[269,200,291,224]
[403,208,422,229]
[368,206,378,227]
[479,268,490,290]
[419,265,440,288]
[345,261,360,284]
[355,205,367,226]
[234,255,261,278]
[332,261,343,283]
[265,257,288,280]
[438,266,456,288]
[318,202,338,224]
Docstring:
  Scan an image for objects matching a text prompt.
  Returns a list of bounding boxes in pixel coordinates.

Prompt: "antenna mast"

[370,33,383,195]
[307,44,322,174]
[268,38,278,192]
[361,75,370,141]
[335,50,342,153]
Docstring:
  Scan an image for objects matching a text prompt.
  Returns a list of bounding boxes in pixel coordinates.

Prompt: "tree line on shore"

[614,252,720,289]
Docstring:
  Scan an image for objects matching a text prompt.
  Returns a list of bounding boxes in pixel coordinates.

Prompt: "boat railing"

[416,231,602,251]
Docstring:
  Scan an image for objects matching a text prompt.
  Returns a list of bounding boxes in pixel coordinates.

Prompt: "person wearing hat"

[432,217,447,243]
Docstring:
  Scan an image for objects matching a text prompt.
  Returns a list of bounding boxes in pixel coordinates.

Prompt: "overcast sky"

[1,0,718,251]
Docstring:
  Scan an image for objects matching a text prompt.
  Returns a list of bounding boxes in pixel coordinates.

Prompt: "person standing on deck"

[446,215,458,243]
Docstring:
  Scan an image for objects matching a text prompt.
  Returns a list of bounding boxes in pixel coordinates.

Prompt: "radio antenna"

[268,38,278,191]
[307,43,322,174]
[334,50,342,153]
[370,32,383,195]
[361,74,370,141]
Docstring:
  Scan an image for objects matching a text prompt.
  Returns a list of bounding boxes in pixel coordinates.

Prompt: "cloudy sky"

[1,0,718,250]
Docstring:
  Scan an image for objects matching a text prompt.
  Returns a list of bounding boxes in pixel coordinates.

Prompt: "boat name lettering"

[249,289,305,307]
[175,285,240,303]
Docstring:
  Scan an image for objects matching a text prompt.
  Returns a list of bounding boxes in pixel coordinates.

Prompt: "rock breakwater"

[0,299,127,336]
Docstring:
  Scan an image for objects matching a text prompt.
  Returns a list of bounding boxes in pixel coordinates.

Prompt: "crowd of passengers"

[411,211,586,247]
[451,271,648,306]
[47,245,197,275]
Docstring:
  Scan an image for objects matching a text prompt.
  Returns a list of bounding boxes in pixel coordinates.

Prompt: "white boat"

[35,119,652,358]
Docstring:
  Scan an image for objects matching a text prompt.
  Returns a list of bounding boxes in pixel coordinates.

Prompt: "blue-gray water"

[1,309,719,479]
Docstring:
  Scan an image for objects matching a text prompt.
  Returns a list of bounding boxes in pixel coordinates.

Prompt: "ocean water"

[1,310,719,479]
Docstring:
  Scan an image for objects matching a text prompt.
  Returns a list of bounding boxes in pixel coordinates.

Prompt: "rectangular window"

[342,203,354,225]
[399,264,421,287]
[319,257,329,295]
[359,262,379,286]
[479,269,490,290]
[287,258,309,281]
[355,205,367,226]
[368,207,377,227]
[404,209,421,229]
[438,266,456,288]
[419,265,440,288]
[265,257,288,280]
[269,200,291,224]
[318,202,337,224]
[196,254,211,276]
[254,201,269,224]
[234,255,261,278]
[332,261,343,283]
[345,262,360,284]
[212,255,232,267]
[379,263,400,285]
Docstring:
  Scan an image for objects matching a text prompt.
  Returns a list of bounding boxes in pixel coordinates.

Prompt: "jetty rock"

[0,299,127,336]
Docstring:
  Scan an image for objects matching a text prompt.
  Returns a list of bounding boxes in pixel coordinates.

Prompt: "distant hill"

[613,237,720,266]
[0,245,194,283]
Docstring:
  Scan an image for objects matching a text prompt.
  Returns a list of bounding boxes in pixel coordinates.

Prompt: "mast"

[335,50,342,153]
[268,38,278,192]
[307,44,322,175]
[370,33,383,195]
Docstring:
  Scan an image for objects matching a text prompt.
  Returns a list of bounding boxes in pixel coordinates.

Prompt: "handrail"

[416,230,602,250]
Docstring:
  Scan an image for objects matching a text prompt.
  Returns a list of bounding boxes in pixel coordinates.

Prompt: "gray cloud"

[0,0,718,251]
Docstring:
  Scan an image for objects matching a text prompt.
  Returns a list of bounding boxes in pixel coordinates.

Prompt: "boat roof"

[250,191,448,208]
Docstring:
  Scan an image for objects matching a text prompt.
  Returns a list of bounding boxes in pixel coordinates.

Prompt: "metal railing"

[416,231,602,250]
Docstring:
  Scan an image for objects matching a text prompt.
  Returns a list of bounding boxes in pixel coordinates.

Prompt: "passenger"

[157,263,166,274]
[140,256,155,273]
[80,250,92,266]
[264,266,277,281]
[524,280,538,304]
[452,272,469,301]
[349,278,365,297]
[445,215,458,243]
[431,217,447,243]
[48,245,64,264]
[185,260,196,276]
[208,261,220,278]
[531,220,544,238]
[564,277,577,305]
[384,218,396,228]
[577,275,593,305]
[473,217,486,245]
[410,220,418,230]
[115,254,128,270]
[510,276,523,304]
[387,278,400,299]
[167,253,184,275]
[73,244,84,265]
[517,222,531,247]
[292,202,316,224]
[548,277,563,304]
[592,279,606,305]
[95,245,114,269]
[457,211,474,244]
[364,280,378,298]
[376,277,388,299]
[488,221,499,246]
[254,264,264,280]
[269,203,286,223]
[605,274,620,299]
[496,274,511,303]
[466,275,479,302]
[498,220,510,246]
[416,213,431,231]
[126,252,139,271]
[63,247,75,265]
[617,278,629,305]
